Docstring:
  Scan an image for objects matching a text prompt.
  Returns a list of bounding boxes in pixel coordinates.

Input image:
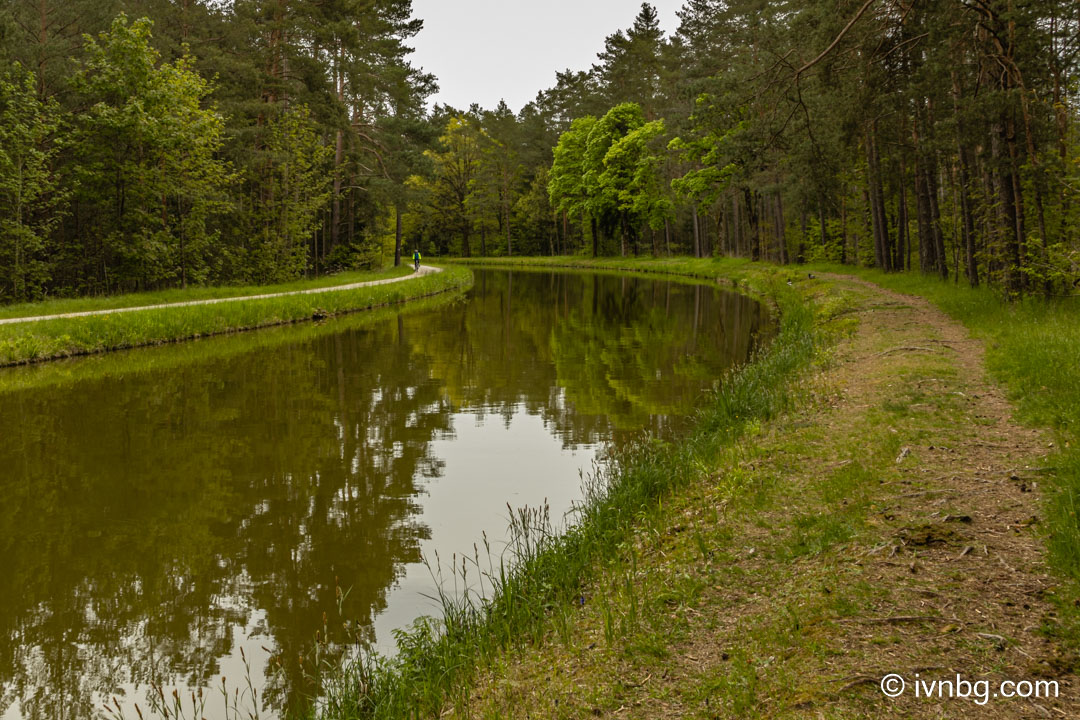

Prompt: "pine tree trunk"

[913,154,933,274]
[865,128,886,270]
[692,206,701,258]
[799,205,807,264]
[992,115,1023,295]
[776,193,788,264]
[951,73,978,286]
[898,156,911,272]
[870,127,892,270]
[839,195,847,265]
[507,203,514,257]
[926,163,949,280]
[743,189,760,261]
[721,202,730,256]
[394,204,403,266]
[733,194,742,256]
[1020,95,1050,294]
[818,197,828,256]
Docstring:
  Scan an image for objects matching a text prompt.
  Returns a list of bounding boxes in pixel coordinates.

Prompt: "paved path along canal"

[0,265,443,325]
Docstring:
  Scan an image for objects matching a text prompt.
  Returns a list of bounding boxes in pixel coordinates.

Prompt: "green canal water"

[0,268,771,719]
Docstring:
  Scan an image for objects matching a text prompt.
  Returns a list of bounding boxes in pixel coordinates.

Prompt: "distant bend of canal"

[0,268,773,719]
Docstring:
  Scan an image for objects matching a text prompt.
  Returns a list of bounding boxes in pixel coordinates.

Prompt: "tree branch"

[795,0,878,77]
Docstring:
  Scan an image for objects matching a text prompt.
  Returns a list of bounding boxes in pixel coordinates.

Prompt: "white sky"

[407,0,686,113]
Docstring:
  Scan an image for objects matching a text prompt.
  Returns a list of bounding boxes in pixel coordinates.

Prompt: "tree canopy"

[0,0,1078,299]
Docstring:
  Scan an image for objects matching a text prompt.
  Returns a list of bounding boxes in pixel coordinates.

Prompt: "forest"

[0,0,1078,302]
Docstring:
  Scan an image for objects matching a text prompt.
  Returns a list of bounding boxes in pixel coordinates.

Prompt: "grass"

[0,288,470,396]
[805,262,1080,646]
[298,261,824,719]
[302,256,1080,718]
[0,265,414,320]
[0,265,472,366]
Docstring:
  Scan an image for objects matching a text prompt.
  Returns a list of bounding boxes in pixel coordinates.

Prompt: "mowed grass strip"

[0,265,414,320]
[0,264,472,366]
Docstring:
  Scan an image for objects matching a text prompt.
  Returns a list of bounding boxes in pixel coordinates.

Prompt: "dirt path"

[0,265,442,326]
[463,274,1076,718]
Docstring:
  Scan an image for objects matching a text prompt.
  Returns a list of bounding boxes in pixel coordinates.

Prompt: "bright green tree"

[599,115,672,253]
[0,65,66,301]
[72,14,233,290]
[549,115,597,254]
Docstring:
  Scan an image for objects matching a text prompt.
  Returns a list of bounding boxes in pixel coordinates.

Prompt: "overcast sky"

[407,0,686,113]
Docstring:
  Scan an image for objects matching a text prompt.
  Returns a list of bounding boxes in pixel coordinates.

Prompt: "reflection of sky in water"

[375,407,599,654]
[0,269,770,720]
[0,411,596,720]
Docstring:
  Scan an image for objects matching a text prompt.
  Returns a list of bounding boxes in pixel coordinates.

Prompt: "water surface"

[0,269,770,718]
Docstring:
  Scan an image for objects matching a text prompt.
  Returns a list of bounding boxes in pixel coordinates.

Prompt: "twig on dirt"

[1029,701,1052,717]
[955,546,975,560]
[977,632,1008,649]
[839,615,962,625]
[862,542,893,556]
[897,489,957,499]
[874,346,945,357]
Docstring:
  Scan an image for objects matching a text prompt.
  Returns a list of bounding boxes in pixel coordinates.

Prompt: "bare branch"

[795,0,878,77]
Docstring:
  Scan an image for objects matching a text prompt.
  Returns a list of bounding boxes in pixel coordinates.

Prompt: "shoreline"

[305,259,823,718]
[306,257,1080,720]
[0,265,472,367]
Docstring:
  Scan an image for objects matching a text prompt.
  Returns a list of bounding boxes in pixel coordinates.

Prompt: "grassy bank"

[299,256,1080,719]
[305,260,828,719]
[0,265,413,320]
[461,256,1080,576]
[0,265,471,366]
[0,287,470,396]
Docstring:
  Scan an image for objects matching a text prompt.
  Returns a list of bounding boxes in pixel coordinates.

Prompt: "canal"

[0,268,771,719]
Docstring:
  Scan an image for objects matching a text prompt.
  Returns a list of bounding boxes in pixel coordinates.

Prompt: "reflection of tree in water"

[551,273,770,432]
[411,270,769,442]
[408,270,615,445]
[0,317,451,717]
[0,269,771,719]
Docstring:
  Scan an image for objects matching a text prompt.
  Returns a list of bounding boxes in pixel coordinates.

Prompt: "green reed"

[298,272,821,720]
